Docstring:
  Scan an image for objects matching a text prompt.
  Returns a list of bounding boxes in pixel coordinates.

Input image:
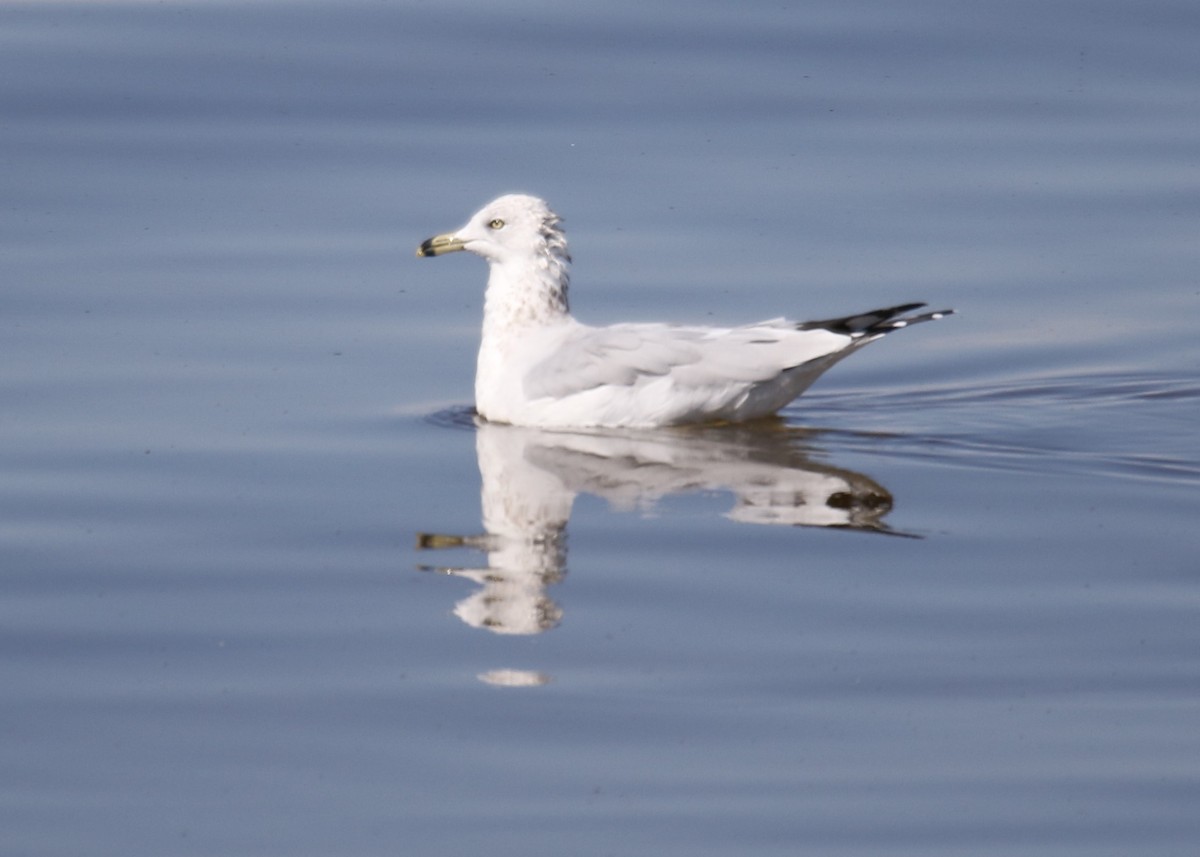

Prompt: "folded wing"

[523,320,851,400]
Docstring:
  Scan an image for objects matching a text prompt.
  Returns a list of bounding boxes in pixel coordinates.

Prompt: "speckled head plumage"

[418,194,572,321]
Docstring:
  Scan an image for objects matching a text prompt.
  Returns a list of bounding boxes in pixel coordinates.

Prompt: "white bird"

[416,194,952,428]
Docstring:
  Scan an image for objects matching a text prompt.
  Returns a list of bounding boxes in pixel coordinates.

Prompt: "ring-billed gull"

[417,194,952,428]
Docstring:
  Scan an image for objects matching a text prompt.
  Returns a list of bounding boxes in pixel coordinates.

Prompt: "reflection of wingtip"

[826,489,891,512]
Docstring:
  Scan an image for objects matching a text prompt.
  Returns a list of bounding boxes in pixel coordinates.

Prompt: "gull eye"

[488,218,505,230]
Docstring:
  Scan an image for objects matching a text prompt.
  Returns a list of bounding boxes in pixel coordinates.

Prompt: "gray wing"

[523,321,849,400]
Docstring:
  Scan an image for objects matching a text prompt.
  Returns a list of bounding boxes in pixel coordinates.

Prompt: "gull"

[416,194,952,428]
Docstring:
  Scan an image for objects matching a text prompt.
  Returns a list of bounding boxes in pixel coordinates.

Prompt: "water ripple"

[798,369,1199,485]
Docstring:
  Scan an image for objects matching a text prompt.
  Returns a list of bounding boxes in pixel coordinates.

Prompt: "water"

[3,1,1198,854]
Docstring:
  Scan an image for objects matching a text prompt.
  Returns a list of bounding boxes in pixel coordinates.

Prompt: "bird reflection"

[418,418,903,637]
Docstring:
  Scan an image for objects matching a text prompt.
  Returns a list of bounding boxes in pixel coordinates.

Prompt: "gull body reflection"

[419,418,903,637]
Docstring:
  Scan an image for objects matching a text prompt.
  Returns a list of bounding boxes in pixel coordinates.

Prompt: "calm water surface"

[3,1,1198,855]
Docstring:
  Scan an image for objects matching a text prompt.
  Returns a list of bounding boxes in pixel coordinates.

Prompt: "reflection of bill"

[418,420,906,638]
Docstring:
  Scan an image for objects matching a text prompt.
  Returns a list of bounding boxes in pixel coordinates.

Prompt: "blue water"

[3,1,1198,855]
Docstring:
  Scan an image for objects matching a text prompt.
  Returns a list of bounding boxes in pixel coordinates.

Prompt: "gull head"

[416,194,570,267]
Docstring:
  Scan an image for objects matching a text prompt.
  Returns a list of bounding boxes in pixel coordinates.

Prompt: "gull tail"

[797,302,955,338]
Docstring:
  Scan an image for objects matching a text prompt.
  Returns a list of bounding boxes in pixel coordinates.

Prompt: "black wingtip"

[798,303,954,336]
